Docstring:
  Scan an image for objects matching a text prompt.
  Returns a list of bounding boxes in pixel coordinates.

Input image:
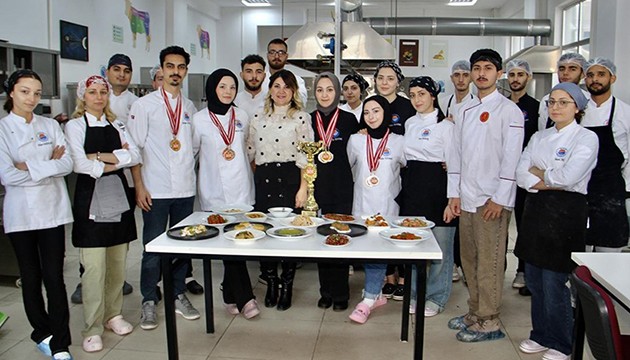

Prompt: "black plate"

[167,225,220,241]
[224,222,274,232]
[316,223,368,237]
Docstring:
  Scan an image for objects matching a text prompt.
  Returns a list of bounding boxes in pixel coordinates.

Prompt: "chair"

[570,265,630,360]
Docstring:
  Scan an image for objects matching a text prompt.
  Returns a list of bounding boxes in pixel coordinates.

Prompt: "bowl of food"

[323,234,351,247]
[267,207,293,218]
[391,217,435,229]
[224,229,266,243]
[244,211,268,222]
[204,213,236,226]
[284,214,325,228]
[379,229,432,247]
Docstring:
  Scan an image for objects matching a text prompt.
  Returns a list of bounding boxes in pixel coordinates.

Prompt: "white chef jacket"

[192,106,254,209]
[262,70,308,107]
[517,121,598,194]
[447,89,525,212]
[404,109,453,163]
[338,103,362,122]
[0,113,73,233]
[347,132,406,216]
[582,96,630,191]
[538,89,590,131]
[127,89,197,199]
[234,90,266,120]
[65,112,141,179]
[109,90,138,124]
[439,92,476,121]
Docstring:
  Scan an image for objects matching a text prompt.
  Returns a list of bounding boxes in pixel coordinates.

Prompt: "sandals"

[105,315,133,336]
[349,297,387,324]
[224,303,239,315]
[82,335,103,353]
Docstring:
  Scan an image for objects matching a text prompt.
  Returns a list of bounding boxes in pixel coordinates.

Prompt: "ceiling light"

[447,0,477,6]
[241,0,271,7]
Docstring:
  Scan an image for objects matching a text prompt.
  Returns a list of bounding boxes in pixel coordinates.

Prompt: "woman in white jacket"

[0,69,74,360]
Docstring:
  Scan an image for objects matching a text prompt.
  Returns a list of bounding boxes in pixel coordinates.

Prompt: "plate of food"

[266,226,312,240]
[224,222,274,232]
[316,222,368,237]
[224,229,266,243]
[167,224,220,241]
[363,214,390,230]
[203,213,236,226]
[378,229,432,247]
[323,233,351,248]
[391,217,435,229]
[211,204,254,215]
[282,214,326,228]
[322,213,356,223]
[244,211,268,222]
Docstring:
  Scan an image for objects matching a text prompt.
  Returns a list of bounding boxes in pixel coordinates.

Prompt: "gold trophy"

[297,140,324,217]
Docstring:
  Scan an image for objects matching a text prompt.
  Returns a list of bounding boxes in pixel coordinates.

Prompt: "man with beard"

[234,54,267,119]
[538,53,589,131]
[505,59,539,296]
[582,57,630,252]
[440,60,476,121]
[261,38,308,106]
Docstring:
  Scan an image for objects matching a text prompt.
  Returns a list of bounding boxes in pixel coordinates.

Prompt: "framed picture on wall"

[428,40,448,67]
[60,20,89,61]
[399,39,419,67]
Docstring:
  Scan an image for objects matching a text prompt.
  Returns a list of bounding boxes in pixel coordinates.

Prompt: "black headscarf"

[408,76,446,121]
[342,73,369,93]
[314,72,341,115]
[205,68,238,115]
[360,95,392,139]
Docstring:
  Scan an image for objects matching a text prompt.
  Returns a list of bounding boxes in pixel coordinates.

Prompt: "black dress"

[388,95,415,135]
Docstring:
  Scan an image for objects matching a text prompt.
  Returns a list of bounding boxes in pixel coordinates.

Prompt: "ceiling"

[220,0,513,11]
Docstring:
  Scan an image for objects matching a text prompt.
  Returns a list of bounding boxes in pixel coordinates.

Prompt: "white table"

[571,252,630,359]
[146,211,442,360]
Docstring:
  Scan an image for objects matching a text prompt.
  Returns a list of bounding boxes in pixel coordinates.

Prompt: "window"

[561,0,590,58]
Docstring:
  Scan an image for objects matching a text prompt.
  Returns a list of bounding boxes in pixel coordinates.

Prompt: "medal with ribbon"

[315,109,339,164]
[365,129,390,187]
[161,87,183,151]
[208,107,236,161]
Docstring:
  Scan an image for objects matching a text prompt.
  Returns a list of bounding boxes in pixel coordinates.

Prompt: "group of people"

[0,35,626,360]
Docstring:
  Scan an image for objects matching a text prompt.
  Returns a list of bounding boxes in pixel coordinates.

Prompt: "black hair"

[267,38,288,50]
[3,69,42,112]
[159,46,190,67]
[241,54,266,70]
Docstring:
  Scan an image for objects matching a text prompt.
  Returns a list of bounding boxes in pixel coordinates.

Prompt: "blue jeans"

[364,264,387,299]
[525,263,573,356]
[140,197,194,303]
[411,226,456,310]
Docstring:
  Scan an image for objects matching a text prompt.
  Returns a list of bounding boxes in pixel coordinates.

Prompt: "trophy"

[297,140,324,217]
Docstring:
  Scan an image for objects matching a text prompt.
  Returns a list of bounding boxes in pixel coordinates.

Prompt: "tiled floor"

[0,212,621,360]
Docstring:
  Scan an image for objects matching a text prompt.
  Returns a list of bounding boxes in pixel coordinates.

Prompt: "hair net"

[451,60,471,74]
[586,57,616,76]
[77,75,111,99]
[551,82,588,111]
[557,53,587,71]
[506,59,532,75]
[149,64,161,80]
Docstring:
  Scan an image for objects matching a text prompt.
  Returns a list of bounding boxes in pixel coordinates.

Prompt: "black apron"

[72,116,137,248]
[514,190,587,273]
[397,160,452,227]
[584,98,629,247]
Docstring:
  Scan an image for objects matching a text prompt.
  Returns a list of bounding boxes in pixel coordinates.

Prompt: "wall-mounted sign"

[428,40,448,67]
[190,43,197,56]
[399,39,419,67]
[113,25,124,44]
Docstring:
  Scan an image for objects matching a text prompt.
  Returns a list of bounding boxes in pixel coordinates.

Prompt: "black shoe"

[317,297,333,309]
[122,281,133,295]
[277,283,293,311]
[258,272,269,285]
[156,286,162,302]
[392,284,405,301]
[333,300,348,311]
[186,280,204,295]
[382,283,396,299]
[265,277,279,308]
[519,286,532,296]
[70,283,82,304]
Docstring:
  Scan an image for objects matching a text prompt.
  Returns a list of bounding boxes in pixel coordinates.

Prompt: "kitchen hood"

[503,45,562,73]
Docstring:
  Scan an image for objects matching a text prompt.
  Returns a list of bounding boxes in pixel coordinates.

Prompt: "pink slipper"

[82,335,103,353]
[241,299,260,319]
[349,297,387,324]
[223,303,239,315]
[105,315,133,335]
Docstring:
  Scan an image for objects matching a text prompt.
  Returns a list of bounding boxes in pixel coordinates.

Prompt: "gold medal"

[170,138,181,151]
[318,150,334,164]
[222,147,235,161]
[365,174,380,187]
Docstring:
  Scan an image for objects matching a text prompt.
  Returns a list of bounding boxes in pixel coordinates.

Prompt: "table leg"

[572,296,585,360]
[414,260,427,360]
[400,265,413,342]
[162,256,179,360]
[203,259,215,333]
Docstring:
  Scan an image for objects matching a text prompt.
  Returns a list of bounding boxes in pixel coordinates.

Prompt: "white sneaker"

[424,307,439,317]
[519,339,548,353]
[512,272,526,288]
[542,349,570,360]
[452,265,461,282]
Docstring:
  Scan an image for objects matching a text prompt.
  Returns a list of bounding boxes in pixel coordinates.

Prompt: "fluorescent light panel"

[447,0,477,6]
[242,0,271,7]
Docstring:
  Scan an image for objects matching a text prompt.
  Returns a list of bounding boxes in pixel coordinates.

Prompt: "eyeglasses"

[546,99,576,108]
[268,50,287,57]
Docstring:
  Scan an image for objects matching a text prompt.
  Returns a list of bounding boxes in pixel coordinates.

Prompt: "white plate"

[322,235,351,248]
[281,216,326,228]
[211,204,254,215]
[243,212,268,222]
[224,229,266,243]
[266,226,312,240]
[202,214,236,227]
[378,229,433,247]
[391,217,436,230]
[321,213,356,223]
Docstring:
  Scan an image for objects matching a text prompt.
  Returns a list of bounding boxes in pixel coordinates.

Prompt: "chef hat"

[506,59,532,75]
[586,57,616,76]
[470,49,502,71]
[374,60,404,83]
[149,64,161,80]
[551,82,588,111]
[77,75,111,99]
[451,60,471,74]
[557,53,587,71]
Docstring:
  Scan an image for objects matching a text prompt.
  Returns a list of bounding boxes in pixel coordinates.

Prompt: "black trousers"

[222,260,255,310]
[8,225,71,353]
